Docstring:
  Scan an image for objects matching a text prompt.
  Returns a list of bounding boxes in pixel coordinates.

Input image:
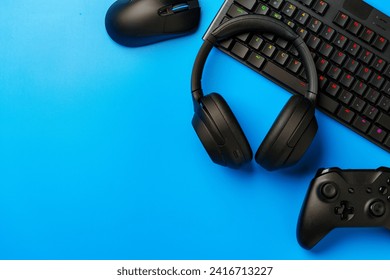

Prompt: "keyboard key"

[316,57,329,72]
[276,38,289,49]
[377,114,390,131]
[326,82,340,96]
[344,58,359,73]
[236,33,250,42]
[328,66,342,80]
[358,50,374,65]
[270,11,283,20]
[365,88,380,104]
[287,59,302,73]
[235,0,257,10]
[231,42,249,59]
[300,0,315,7]
[352,80,368,96]
[307,35,321,50]
[371,57,386,72]
[220,38,233,49]
[373,35,388,51]
[333,12,349,28]
[331,51,346,65]
[361,27,375,43]
[249,35,264,50]
[357,66,372,81]
[269,0,284,10]
[261,43,276,57]
[340,73,355,88]
[297,27,308,40]
[338,90,353,105]
[227,4,248,17]
[255,4,269,15]
[264,33,275,41]
[338,107,355,123]
[353,116,371,133]
[333,34,348,49]
[369,74,385,89]
[282,3,297,17]
[382,81,390,95]
[318,75,328,89]
[319,43,333,57]
[308,18,322,33]
[369,125,387,142]
[284,19,296,29]
[313,1,329,16]
[274,51,289,66]
[320,26,335,41]
[346,41,361,57]
[318,94,339,113]
[351,97,366,113]
[295,11,310,25]
[378,96,390,112]
[363,105,379,120]
[347,20,362,36]
[247,52,266,68]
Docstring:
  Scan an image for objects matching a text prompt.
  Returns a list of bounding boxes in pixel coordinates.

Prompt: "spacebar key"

[262,62,308,96]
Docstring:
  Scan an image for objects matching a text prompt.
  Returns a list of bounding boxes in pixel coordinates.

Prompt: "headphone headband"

[191,15,318,104]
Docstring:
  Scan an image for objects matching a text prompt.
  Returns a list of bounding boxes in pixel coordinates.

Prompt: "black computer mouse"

[105,0,201,47]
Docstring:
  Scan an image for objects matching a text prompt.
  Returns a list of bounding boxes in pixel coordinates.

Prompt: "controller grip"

[297,213,333,249]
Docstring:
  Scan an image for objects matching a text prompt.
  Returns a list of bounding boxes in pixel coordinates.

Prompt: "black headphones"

[191,15,319,171]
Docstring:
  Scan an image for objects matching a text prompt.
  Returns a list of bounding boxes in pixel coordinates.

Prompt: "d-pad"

[334,201,355,221]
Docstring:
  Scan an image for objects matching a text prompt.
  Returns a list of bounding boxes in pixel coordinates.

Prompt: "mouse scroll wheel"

[172,3,190,13]
[159,3,189,16]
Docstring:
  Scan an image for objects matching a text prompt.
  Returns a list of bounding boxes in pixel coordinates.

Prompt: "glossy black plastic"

[297,167,390,250]
[105,0,201,47]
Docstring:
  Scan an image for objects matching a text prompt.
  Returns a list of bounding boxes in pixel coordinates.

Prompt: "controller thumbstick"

[369,201,386,217]
[321,183,338,199]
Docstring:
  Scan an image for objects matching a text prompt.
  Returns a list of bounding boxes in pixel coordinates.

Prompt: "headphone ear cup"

[255,95,318,171]
[192,93,252,168]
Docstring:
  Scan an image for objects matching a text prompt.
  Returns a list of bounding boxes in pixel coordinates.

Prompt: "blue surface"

[0,0,389,260]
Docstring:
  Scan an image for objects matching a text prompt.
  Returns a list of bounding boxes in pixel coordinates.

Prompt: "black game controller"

[297,167,390,250]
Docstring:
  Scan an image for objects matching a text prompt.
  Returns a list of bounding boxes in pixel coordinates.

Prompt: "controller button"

[366,187,372,194]
[334,201,354,221]
[379,186,388,195]
[321,183,338,199]
[348,188,354,194]
[369,201,386,217]
[387,178,390,185]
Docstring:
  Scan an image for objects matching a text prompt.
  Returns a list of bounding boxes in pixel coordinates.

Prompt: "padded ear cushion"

[192,93,252,168]
[255,95,318,170]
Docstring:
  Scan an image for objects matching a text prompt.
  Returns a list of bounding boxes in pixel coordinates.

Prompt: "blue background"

[0,0,389,260]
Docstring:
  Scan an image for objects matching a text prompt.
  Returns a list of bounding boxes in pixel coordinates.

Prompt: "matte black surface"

[205,0,390,154]
[190,14,319,170]
[192,93,252,168]
[297,167,390,250]
[255,95,317,171]
[105,0,200,47]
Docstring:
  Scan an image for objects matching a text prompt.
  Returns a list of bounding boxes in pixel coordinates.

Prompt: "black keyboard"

[204,0,390,153]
